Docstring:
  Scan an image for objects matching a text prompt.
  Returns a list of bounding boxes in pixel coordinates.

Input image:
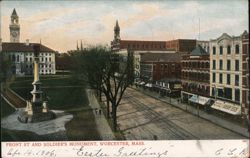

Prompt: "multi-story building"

[181,45,210,106]
[209,32,245,116]
[140,52,185,96]
[2,41,56,75]
[241,30,249,120]
[1,9,56,76]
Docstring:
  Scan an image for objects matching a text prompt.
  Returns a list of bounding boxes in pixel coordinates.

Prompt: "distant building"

[111,20,197,53]
[209,32,245,116]
[181,45,210,106]
[1,9,56,76]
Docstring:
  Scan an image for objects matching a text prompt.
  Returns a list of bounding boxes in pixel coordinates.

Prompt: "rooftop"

[2,42,56,53]
[140,52,186,62]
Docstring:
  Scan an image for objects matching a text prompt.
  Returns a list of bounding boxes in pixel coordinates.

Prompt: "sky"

[0,0,248,53]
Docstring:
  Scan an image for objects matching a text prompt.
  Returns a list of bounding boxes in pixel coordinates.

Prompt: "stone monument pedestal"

[18,101,56,123]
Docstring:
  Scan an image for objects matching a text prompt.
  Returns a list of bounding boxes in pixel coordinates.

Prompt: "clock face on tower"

[11,31,18,37]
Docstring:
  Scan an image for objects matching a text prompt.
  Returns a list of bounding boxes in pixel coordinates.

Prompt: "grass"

[1,75,101,141]
[65,107,101,140]
[1,98,15,118]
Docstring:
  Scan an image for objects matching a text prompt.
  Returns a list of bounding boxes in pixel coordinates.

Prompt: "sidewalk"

[131,86,250,138]
[86,89,116,140]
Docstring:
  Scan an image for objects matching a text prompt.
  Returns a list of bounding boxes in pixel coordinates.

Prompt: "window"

[227,45,231,54]
[25,57,28,62]
[235,60,239,71]
[49,58,51,62]
[213,73,216,83]
[213,60,216,70]
[227,60,231,70]
[224,88,232,100]
[235,75,239,86]
[219,60,223,70]
[227,74,230,85]
[219,73,223,84]
[235,45,239,54]
[219,46,223,55]
[12,55,15,62]
[235,89,240,102]
[213,46,216,55]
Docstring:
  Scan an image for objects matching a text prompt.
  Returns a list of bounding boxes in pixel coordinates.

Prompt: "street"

[117,88,246,140]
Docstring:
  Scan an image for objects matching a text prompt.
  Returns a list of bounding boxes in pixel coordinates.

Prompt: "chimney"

[26,39,29,46]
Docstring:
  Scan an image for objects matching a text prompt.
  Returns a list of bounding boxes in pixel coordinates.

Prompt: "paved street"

[117,88,246,140]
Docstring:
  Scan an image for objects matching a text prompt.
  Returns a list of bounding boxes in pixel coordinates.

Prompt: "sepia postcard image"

[0,0,249,157]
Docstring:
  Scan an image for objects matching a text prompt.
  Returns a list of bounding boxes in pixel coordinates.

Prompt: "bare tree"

[73,46,134,131]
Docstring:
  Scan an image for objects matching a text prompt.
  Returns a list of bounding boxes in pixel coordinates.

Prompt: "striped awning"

[211,100,241,115]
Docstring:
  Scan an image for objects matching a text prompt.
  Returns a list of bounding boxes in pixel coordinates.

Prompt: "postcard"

[0,0,249,157]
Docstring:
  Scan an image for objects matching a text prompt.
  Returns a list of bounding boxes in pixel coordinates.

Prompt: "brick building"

[140,53,185,96]
[181,45,210,106]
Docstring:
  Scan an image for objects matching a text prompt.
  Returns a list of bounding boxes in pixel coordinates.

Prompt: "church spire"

[80,40,83,51]
[114,20,120,41]
[77,40,79,50]
[12,8,18,16]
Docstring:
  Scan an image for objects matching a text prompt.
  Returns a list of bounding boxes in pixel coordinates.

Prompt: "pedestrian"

[95,108,98,115]
[99,109,102,115]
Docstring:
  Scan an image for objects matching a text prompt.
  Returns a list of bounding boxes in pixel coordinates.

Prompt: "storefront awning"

[145,83,152,87]
[189,95,211,105]
[211,100,241,115]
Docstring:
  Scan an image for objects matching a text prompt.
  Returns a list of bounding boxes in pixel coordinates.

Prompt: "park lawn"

[65,107,101,140]
[2,75,101,141]
[1,99,16,118]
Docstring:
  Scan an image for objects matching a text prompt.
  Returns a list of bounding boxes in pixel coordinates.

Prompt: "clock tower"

[9,8,20,43]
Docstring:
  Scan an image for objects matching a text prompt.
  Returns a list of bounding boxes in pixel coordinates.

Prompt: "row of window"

[26,53,52,56]
[212,44,240,55]
[127,43,166,49]
[40,70,53,73]
[25,57,52,62]
[212,59,239,71]
[212,87,240,102]
[25,64,53,69]
[9,54,53,63]
[182,61,209,69]
[212,73,239,86]
[182,72,209,82]
[182,83,210,95]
